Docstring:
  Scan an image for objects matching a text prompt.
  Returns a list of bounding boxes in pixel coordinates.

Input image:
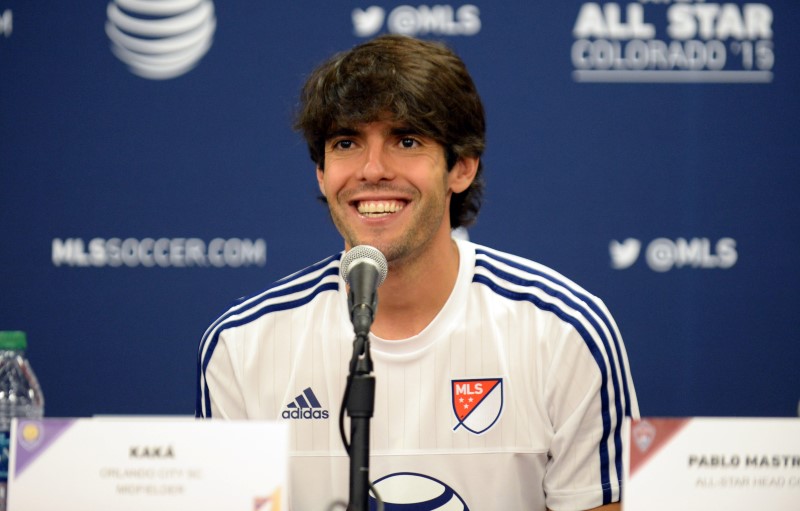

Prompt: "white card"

[624,417,800,511]
[8,418,288,511]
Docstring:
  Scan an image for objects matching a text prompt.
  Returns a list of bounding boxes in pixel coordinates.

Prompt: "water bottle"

[0,331,44,511]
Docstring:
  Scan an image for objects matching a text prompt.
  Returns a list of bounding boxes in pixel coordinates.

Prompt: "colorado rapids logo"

[632,419,656,453]
[451,378,503,435]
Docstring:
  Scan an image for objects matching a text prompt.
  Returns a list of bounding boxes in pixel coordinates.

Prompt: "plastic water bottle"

[0,331,44,511]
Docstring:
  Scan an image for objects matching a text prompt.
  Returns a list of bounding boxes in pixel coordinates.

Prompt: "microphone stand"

[346,331,375,511]
[339,248,386,511]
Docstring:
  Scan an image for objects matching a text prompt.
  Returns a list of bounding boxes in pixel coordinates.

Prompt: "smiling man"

[197,35,638,510]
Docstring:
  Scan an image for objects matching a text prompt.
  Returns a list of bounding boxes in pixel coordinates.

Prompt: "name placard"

[624,417,800,510]
[8,418,288,511]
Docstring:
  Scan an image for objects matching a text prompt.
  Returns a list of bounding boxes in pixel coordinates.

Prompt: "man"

[197,35,638,510]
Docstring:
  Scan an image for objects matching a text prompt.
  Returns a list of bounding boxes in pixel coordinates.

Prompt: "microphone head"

[340,245,388,287]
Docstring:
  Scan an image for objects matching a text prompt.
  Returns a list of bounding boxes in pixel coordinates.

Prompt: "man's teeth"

[357,201,404,216]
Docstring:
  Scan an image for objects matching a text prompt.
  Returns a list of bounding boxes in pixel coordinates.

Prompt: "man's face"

[316,120,469,265]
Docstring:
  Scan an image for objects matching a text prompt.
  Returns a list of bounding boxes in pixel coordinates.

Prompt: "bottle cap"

[0,331,28,350]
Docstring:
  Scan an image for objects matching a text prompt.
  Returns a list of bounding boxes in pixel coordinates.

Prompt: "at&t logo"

[370,472,469,510]
[610,237,737,272]
[352,5,481,38]
[105,0,217,80]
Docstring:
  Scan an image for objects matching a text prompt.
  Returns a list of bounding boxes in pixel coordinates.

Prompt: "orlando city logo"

[451,378,503,435]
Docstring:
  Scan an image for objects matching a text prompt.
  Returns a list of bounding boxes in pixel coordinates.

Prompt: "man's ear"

[316,167,325,196]
[448,157,479,194]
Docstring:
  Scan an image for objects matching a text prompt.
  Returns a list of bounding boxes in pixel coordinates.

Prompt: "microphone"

[340,245,388,337]
[339,246,388,511]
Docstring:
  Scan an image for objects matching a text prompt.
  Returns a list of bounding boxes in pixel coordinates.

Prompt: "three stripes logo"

[282,387,329,420]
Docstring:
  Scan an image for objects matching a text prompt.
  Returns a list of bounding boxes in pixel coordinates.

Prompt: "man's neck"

[369,237,461,340]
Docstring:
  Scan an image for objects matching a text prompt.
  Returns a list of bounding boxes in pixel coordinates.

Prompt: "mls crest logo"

[451,378,503,435]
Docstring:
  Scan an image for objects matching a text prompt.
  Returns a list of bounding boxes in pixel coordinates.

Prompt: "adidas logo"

[281,387,330,420]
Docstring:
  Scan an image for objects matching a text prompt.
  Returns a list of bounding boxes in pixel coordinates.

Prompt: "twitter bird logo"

[352,7,385,37]
[610,238,641,269]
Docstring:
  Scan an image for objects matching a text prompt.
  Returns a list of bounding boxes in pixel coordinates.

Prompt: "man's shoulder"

[465,241,594,298]
[211,252,344,331]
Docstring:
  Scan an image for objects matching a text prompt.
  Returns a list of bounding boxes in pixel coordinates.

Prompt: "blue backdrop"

[1,0,798,419]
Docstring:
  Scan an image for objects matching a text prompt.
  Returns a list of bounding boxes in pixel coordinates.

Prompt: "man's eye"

[334,140,353,150]
[400,138,418,148]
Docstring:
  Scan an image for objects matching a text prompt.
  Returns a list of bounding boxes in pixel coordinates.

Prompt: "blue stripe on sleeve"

[198,280,339,418]
[474,248,632,503]
[195,253,342,418]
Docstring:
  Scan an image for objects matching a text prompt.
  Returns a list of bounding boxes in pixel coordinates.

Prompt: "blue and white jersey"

[197,239,639,511]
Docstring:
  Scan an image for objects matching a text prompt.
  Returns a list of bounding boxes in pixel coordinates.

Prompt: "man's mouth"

[356,200,406,218]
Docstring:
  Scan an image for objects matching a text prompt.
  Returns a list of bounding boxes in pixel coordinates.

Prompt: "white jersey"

[197,239,638,511]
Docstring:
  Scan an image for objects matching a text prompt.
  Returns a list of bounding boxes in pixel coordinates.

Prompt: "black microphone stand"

[345,330,375,511]
[339,249,385,511]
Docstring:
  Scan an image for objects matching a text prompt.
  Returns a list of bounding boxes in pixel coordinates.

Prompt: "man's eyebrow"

[325,124,421,141]
[326,127,360,139]
[389,126,419,137]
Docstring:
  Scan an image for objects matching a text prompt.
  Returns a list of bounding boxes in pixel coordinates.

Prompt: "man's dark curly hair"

[294,35,486,229]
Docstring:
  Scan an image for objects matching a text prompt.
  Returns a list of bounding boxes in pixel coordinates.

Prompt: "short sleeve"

[542,307,636,511]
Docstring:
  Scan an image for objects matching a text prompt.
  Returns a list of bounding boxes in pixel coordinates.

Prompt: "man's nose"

[359,146,394,183]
